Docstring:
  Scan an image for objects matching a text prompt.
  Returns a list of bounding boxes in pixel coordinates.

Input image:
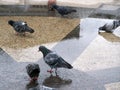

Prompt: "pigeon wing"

[57,57,73,69]
[57,7,68,15]
[13,21,26,33]
[44,52,73,69]
[44,52,59,67]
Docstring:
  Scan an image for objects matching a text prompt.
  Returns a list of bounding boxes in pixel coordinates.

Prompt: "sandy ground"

[0,16,79,49]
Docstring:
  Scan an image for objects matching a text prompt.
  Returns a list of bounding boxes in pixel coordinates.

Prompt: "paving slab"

[89,4,120,19]
[0,18,120,90]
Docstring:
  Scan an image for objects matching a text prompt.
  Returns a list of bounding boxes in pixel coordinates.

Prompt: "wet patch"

[43,75,72,88]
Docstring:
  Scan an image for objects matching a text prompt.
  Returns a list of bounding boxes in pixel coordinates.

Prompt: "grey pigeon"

[52,4,77,16]
[8,20,34,35]
[99,20,120,33]
[38,46,73,73]
[26,63,40,82]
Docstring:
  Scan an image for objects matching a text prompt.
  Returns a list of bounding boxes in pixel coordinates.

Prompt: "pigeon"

[38,46,73,74]
[52,4,77,16]
[99,20,120,33]
[26,63,40,82]
[48,0,56,11]
[8,20,34,35]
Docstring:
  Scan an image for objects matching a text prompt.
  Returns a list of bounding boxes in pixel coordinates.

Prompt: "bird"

[38,46,73,74]
[52,4,77,16]
[98,20,120,33]
[8,20,34,35]
[26,63,40,82]
[48,0,56,11]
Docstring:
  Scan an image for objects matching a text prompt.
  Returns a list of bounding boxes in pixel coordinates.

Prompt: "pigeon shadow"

[99,32,120,42]
[43,74,72,88]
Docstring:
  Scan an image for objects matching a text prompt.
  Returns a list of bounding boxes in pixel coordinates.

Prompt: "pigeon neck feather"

[41,49,51,57]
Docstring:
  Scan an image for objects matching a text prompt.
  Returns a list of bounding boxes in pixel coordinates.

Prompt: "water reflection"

[43,75,72,88]
[26,81,40,90]
[99,32,120,42]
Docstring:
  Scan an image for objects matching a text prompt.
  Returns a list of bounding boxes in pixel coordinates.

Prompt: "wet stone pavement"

[0,4,120,90]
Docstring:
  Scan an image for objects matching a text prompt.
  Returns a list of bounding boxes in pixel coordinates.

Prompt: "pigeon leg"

[30,77,38,83]
[55,68,58,76]
[32,77,38,81]
[15,32,19,35]
[23,32,26,36]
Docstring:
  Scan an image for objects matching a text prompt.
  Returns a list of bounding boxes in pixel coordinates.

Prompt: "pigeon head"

[38,46,51,57]
[52,4,58,9]
[99,25,106,30]
[26,63,40,81]
[38,46,46,51]
[8,20,15,26]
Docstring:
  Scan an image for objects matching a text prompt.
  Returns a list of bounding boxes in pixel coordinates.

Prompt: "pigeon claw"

[47,70,53,73]
[29,77,38,83]
[32,77,38,81]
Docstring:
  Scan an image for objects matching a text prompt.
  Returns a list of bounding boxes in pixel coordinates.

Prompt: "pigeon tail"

[26,28,34,33]
[23,25,35,33]
[63,61,73,69]
[71,10,77,12]
[66,63,73,69]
